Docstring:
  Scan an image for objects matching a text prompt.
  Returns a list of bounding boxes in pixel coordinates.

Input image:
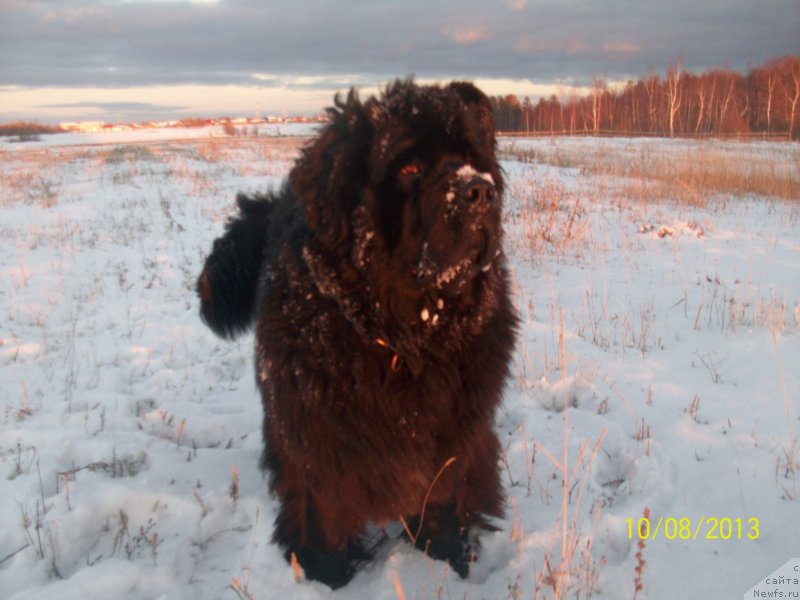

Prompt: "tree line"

[491,55,800,139]
[0,121,64,140]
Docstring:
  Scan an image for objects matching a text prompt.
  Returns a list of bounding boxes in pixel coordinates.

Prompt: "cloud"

[249,73,377,91]
[513,36,590,56]
[443,25,492,45]
[121,0,219,3]
[41,101,187,114]
[601,42,642,56]
[0,0,797,121]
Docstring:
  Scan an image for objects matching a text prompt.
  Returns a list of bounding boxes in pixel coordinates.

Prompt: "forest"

[490,55,800,139]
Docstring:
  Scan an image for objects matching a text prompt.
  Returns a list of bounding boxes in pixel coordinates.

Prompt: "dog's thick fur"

[197,80,517,588]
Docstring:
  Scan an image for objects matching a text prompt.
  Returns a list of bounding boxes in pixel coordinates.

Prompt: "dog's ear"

[289,89,373,253]
[448,82,503,193]
[448,82,494,131]
[448,81,488,106]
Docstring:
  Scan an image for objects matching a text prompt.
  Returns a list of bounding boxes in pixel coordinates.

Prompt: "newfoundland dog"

[197,80,517,588]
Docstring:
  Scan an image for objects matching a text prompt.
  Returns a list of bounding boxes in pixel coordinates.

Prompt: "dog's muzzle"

[458,176,496,206]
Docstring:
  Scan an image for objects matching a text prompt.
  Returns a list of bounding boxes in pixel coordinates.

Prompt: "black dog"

[197,80,517,588]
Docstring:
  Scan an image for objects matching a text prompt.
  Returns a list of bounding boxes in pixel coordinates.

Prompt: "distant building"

[59,121,105,132]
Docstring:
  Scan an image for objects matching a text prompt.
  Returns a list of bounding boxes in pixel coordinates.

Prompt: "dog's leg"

[273,493,369,589]
[267,449,369,589]
[405,502,475,578]
[407,427,504,578]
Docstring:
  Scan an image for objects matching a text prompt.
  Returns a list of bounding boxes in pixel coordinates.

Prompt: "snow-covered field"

[1,128,798,600]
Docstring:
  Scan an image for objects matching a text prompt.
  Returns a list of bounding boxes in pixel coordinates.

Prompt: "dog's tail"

[197,193,273,339]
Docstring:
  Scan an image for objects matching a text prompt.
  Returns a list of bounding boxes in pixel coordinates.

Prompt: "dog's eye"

[399,162,421,178]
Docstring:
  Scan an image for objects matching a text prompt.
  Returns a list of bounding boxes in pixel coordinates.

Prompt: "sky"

[1,0,798,124]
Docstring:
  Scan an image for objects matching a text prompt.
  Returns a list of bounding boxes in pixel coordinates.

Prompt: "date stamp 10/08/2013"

[626,515,760,541]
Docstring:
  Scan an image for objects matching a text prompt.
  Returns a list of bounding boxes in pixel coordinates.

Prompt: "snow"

[1,129,798,599]
[447,164,495,204]
[455,164,495,186]
[0,122,321,151]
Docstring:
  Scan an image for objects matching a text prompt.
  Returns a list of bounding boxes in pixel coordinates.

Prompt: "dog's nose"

[460,177,496,205]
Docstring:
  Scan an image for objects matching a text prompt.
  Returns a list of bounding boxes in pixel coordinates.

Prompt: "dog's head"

[292,80,504,297]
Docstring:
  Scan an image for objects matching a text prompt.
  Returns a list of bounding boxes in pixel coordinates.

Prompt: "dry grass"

[0,136,306,212]
[502,140,800,204]
[502,136,799,599]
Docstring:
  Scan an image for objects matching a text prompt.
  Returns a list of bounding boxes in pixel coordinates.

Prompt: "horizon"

[0,77,601,126]
[1,0,798,124]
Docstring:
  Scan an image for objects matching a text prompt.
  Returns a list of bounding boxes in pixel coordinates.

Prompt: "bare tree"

[766,72,776,132]
[716,71,737,132]
[694,77,708,134]
[782,57,800,139]
[644,73,660,133]
[489,54,797,138]
[590,77,606,134]
[666,58,683,137]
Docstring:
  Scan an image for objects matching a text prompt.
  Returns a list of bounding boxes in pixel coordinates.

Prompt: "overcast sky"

[1,0,798,123]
